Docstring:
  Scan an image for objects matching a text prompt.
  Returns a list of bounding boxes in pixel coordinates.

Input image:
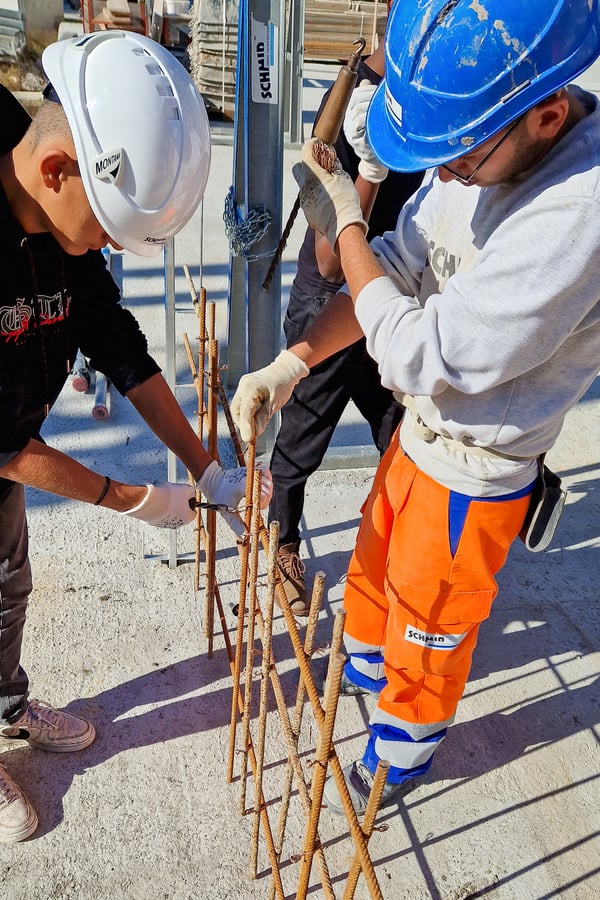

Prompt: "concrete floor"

[1,64,599,900]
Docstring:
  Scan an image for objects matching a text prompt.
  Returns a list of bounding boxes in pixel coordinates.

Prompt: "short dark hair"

[26,99,73,149]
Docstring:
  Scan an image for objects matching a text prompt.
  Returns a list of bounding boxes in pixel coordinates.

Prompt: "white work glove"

[196,460,273,538]
[123,483,195,529]
[292,138,368,250]
[343,80,389,184]
[230,350,310,443]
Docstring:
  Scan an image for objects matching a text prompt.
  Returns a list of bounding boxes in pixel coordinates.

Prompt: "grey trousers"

[0,481,31,723]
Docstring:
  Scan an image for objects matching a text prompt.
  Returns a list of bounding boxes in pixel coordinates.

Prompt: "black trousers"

[268,283,403,545]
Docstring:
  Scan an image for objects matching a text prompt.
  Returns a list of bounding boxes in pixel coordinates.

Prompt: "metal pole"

[226,0,286,457]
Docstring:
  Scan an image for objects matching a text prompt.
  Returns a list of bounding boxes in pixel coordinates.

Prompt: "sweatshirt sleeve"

[355,191,600,398]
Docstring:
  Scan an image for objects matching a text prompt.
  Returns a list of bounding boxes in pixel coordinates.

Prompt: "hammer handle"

[314,65,360,146]
[313,37,366,146]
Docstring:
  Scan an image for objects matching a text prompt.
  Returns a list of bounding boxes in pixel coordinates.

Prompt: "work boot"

[313,655,383,698]
[0,764,38,844]
[276,541,309,616]
[0,700,95,753]
[323,759,420,818]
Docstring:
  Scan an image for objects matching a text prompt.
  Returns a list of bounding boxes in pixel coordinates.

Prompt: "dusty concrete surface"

[2,66,600,900]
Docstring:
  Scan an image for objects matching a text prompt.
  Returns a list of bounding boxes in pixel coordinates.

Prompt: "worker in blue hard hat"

[232,0,600,817]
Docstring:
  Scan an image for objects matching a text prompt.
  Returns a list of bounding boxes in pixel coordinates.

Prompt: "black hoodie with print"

[0,86,160,477]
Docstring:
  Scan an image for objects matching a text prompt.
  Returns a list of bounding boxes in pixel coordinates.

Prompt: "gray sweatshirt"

[354,86,600,496]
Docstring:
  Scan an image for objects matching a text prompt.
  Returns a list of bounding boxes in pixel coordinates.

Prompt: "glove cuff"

[274,349,310,381]
[123,485,152,517]
[358,158,389,184]
[195,459,221,498]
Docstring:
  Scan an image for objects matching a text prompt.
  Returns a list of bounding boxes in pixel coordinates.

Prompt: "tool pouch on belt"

[519,456,566,553]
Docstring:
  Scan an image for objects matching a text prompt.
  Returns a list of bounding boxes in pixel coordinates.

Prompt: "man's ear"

[39,149,76,191]
[530,92,570,140]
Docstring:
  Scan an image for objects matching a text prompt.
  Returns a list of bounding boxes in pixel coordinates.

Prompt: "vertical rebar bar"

[226,440,256,784]
[204,306,218,654]
[342,760,390,900]
[270,571,327,900]
[297,611,347,900]
[239,467,261,814]
[250,516,277,877]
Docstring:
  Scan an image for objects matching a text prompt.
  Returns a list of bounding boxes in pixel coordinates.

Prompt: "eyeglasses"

[440,115,525,185]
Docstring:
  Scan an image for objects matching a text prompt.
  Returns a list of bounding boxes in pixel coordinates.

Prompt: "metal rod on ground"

[71,349,90,392]
[250,516,278,878]
[239,467,262,815]
[270,572,332,900]
[297,614,347,900]
[92,371,109,419]
[226,439,256,784]
[343,760,390,900]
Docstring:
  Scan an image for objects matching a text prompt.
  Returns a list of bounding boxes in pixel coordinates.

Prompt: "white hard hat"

[42,31,211,256]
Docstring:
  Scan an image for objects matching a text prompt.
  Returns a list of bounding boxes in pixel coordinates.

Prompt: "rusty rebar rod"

[239,468,261,814]
[343,760,390,900]
[209,364,382,895]
[203,312,219,655]
[269,572,332,900]
[226,439,256,783]
[297,613,346,900]
[250,518,278,878]
[183,330,205,594]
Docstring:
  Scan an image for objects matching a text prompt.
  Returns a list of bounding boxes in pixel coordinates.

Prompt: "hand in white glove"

[230,350,310,443]
[196,460,274,537]
[292,139,368,250]
[343,80,389,184]
[196,460,273,509]
[123,483,195,529]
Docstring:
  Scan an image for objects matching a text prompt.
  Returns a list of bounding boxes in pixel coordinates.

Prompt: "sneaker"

[277,541,309,616]
[323,759,420,817]
[0,765,38,844]
[0,700,95,753]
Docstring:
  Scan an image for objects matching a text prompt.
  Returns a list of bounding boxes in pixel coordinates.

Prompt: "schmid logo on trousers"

[404,625,466,650]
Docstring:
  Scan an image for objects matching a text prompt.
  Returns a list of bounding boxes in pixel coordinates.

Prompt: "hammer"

[262,37,366,291]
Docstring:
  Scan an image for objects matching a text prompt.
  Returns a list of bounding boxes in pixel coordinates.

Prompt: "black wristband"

[94,475,111,506]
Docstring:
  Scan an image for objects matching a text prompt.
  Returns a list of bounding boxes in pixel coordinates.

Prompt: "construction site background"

[0,14,599,900]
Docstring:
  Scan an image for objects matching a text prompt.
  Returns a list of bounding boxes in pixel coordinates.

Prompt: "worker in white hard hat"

[232,0,600,817]
[0,31,271,843]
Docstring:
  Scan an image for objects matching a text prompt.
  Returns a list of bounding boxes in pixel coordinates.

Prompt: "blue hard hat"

[367,0,600,172]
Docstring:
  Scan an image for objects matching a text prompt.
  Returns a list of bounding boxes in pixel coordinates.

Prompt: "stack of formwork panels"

[189,0,383,119]
[189,0,239,118]
[304,0,386,61]
[0,0,25,62]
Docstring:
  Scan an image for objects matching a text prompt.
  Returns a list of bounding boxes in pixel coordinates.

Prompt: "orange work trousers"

[343,434,533,782]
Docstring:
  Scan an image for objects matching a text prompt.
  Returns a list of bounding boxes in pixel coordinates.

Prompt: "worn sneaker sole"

[0,803,38,844]
[0,766,38,844]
